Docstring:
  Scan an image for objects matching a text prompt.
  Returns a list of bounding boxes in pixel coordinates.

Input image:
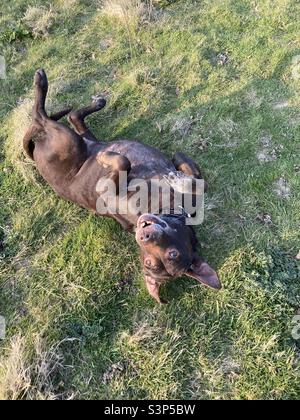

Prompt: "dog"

[23,69,221,304]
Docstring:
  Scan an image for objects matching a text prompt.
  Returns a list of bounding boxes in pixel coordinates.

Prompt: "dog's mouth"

[135,214,168,244]
[140,220,155,228]
[137,214,168,230]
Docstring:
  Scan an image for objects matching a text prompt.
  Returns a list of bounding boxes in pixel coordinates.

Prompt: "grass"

[0,0,300,400]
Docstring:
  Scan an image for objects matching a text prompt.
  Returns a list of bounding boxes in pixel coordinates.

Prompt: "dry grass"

[0,335,31,400]
[3,99,38,183]
[123,320,158,345]
[101,0,149,26]
[0,334,76,400]
[23,6,56,39]
[56,0,79,10]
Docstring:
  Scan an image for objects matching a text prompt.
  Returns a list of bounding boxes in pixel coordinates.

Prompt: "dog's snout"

[140,230,158,242]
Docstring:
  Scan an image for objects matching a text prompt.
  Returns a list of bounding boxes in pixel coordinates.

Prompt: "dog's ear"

[186,255,221,290]
[144,275,168,304]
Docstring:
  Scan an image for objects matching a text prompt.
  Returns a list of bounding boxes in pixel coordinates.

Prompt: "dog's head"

[135,213,221,292]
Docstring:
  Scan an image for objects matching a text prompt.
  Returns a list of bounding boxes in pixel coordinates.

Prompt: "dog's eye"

[145,259,152,267]
[169,250,178,259]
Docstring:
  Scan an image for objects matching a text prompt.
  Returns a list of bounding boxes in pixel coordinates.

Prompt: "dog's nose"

[140,232,152,242]
[140,231,159,242]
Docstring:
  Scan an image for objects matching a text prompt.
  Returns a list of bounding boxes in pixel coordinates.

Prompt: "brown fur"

[23,70,221,303]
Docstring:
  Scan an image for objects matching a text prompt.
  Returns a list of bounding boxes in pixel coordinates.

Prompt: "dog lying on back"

[23,69,221,304]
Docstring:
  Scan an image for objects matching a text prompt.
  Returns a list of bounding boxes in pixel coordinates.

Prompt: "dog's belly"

[74,140,177,230]
[95,140,175,179]
[35,138,177,230]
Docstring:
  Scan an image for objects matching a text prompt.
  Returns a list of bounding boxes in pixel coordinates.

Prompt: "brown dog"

[23,69,221,303]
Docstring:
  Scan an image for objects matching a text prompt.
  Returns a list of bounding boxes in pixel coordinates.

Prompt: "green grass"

[0,0,300,400]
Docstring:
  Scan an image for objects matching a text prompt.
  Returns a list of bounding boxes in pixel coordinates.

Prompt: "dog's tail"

[23,125,36,160]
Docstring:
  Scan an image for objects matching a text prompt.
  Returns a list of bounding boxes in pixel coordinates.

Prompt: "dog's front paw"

[92,95,107,110]
[159,297,169,305]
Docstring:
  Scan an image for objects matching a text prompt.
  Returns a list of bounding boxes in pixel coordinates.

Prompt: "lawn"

[0,0,299,400]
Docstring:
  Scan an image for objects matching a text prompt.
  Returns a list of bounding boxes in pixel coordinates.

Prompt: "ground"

[0,0,300,400]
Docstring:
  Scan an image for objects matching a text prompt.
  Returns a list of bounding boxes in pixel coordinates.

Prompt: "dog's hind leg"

[32,69,49,122]
[95,151,132,230]
[24,70,87,169]
[23,69,49,159]
[50,107,73,121]
[96,151,131,191]
[68,97,106,141]
[33,70,72,122]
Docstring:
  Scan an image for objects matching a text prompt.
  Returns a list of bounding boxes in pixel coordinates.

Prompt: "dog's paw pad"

[34,69,47,87]
[92,95,107,108]
[159,298,168,305]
